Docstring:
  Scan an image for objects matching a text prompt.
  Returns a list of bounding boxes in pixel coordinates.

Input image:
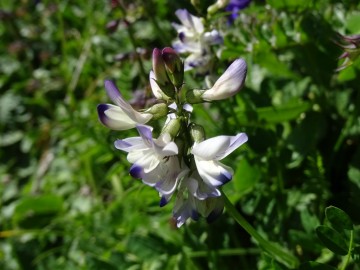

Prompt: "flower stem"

[340,230,354,270]
[222,192,299,269]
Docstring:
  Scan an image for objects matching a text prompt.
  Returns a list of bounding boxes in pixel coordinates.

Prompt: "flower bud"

[151,48,184,99]
[162,47,184,88]
[207,0,230,15]
[190,123,205,143]
[145,103,168,120]
[186,58,247,103]
[161,118,181,139]
[152,48,168,85]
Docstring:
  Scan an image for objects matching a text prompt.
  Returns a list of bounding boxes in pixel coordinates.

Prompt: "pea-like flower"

[172,176,225,227]
[191,133,248,187]
[172,9,223,72]
[97,80,153,130]
[187,58,247,103]
[225,0,251,24]
[114,124,181,199]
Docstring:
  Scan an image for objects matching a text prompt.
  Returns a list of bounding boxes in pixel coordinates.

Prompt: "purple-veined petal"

[195,158,233,187]
[104,80,153,123]
[114,137,147,152]
[201,58,247,100]
[97,104,137,130]
[127,149,160,173]
[136,124,154,147]
[191,133,247,160]
[129,164,144,179]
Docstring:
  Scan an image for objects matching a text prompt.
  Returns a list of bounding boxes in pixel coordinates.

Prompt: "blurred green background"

[1,0,360,269]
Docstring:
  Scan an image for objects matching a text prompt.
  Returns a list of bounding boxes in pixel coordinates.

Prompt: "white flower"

[114,124,182,200]
[201,58,247,101]
[97,80,152,130]
[172,176,224,227]
[191,133,248,187]
[172,9,223,72]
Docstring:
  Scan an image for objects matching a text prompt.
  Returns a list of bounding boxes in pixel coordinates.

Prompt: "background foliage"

[1,0,360,269]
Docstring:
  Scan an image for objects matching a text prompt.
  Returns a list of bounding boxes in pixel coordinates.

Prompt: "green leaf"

[235,101,311,125]
[315,225,348,255]
[13,195,63,229]
[267,0,312,10]
[325,206,353,231]
[299,261,337,270]
[233,158,261,197]
[346,11,360,33]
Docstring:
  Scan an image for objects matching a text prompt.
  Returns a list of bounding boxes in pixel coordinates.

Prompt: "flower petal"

[203,30,223,45]
[104,80,153,123]
[114,137,146,152]
[195,158,233,187]
[188,177,221,200]
[149,71,164,99]
[155,158,183,195]
[175,9,204,34]
[127,150,160,173]
[136,124,154,147]
[191,133,247,160]
[201,58,247,100]
[97,104,137,130]
[129,164,144,179]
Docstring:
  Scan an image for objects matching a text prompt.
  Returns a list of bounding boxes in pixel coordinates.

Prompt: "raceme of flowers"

[97,47,248,227]
[335,33,360,71]
[172,9,223,73]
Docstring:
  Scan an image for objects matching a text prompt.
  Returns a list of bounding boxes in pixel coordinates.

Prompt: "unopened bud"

[145,103,168,120]
[190,123,205,143]
[152,48,168,85]
[161,118,181,139]
[162,47,184,89]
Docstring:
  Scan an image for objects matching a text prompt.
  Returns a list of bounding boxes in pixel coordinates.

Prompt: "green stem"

[222,192,299,269]
[340,230,354,270]
[189,248,259,258]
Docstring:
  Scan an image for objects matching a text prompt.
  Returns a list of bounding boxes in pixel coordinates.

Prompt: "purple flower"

[225,0,251,24]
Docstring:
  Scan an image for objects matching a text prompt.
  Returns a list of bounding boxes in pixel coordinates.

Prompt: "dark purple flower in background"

[225,0,251,24]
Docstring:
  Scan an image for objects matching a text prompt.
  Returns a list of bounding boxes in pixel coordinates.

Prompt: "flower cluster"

[172,9,223,73]
[335,33,360,71]
[97,47,248,227]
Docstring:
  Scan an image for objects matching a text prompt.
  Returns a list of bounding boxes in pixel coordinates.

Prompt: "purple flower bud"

[152,48,168,85]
